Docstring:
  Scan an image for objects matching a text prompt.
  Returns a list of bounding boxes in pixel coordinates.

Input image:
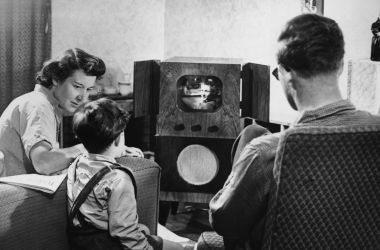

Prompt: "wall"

[164,0,380,123]
[164,0,300,123]
[52,0,165,85]
[327,0,379,61]
[52,0,380,123]
[326,0,380,103]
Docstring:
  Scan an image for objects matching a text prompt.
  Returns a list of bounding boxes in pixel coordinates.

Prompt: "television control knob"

[191,125,202,131]
[208,125,219,132]
[174,124,185,131]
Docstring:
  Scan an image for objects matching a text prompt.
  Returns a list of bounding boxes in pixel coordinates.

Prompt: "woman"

[0,48,142,177]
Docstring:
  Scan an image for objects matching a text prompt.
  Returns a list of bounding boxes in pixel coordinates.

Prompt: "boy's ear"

[52,79,59,86]
[114,133,121,147]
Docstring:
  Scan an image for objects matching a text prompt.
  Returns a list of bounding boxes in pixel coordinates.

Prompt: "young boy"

[67,98,183,250]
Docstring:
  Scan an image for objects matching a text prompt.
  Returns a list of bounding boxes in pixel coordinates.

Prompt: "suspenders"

[68,161,137,228]
[67,159,163,250]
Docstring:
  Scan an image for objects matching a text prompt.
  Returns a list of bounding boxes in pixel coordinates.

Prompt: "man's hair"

[72,98,130,154]
[277,14,345,78]
[36,48,106,88]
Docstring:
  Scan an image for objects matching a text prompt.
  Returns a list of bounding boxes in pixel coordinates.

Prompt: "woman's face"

[53,70,96,114]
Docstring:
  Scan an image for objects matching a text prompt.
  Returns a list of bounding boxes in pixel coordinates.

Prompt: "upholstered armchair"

[0,156,161,250]
[197,124,380,250]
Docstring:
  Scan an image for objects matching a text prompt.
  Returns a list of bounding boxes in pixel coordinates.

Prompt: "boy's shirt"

[67,153,152,250]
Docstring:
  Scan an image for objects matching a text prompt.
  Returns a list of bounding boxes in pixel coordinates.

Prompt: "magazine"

[0,172,67,194]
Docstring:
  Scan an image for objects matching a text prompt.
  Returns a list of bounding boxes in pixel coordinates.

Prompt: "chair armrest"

[0,181,69,250]
[116,156,161,235]
[0,157,161,249]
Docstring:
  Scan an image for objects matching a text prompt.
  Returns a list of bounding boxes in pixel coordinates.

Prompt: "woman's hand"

[122,145,144,158]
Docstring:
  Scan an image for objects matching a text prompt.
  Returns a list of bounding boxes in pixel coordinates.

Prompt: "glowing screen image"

[177,75,222,112]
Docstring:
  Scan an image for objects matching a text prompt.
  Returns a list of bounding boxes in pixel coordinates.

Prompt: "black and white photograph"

[0,0,380,249]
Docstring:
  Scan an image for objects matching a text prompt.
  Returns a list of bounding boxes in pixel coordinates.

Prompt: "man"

[209,14,380,250]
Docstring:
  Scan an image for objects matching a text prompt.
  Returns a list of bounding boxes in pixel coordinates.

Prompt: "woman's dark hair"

[72,98,130,154]
[36,48,106,88]
[277,14,345,78]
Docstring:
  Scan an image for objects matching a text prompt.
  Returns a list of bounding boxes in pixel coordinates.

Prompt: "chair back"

[262,124,380,250]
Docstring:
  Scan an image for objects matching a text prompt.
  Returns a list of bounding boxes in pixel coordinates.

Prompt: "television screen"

[177,75,222,112]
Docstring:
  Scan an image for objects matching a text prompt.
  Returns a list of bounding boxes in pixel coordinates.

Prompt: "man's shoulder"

[352,109,380,124]
[370,113,380,122]
[248,132,281,150]
[236,132,281,163]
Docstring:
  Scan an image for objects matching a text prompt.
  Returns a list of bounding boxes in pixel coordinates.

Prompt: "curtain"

[0,0,51,114]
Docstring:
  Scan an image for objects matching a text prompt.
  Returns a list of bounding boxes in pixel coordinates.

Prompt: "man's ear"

[288,72,298,90]
[337,60,344,76]
[279,65,296,89]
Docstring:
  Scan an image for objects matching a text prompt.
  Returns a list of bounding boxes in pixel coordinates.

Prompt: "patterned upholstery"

[196,231,225,250]
[0,157,161,250]
[116,156,161,235]
[197,124,380,250]
[262,124,380,250]
[0,179,69,250]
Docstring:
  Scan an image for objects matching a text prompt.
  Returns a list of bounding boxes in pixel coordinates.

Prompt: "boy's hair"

[36,48,106,88]
[277,14,345,78]
[72,98,129,154]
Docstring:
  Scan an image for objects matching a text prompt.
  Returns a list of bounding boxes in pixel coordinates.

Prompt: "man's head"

[72,98,129,154]
[275,14,345,110]
[277,14,344,78]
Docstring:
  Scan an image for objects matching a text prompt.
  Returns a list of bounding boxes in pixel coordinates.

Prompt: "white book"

[157,223,191,243]
[0,172,67,194]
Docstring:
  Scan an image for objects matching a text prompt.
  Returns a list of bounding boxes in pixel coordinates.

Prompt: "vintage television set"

[133,57,270,203]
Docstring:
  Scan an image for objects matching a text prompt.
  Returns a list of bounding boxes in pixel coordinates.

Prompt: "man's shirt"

[209,100,380,249]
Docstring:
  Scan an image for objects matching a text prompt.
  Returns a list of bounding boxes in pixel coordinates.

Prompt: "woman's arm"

[30,141,85,175]
[30,141,143,175]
